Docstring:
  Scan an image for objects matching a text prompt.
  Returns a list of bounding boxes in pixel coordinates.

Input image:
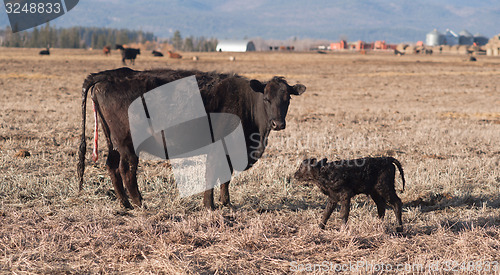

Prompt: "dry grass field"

[1,47,499,274]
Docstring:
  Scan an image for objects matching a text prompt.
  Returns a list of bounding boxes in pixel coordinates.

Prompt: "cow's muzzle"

[271,120,286,130]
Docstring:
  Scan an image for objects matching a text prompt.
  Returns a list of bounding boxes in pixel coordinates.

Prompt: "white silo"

[426,29,444,46]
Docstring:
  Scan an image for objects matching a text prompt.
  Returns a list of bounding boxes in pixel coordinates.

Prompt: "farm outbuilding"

[486,33,500,56]
[216,40,256,52]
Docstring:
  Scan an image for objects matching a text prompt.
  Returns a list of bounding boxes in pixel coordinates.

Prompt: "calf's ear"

[304,158,317,166]
[290,84,306,95]
[250,79,265,93]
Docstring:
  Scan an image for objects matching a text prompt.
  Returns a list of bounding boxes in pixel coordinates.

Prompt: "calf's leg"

[389,193,403,230]
[370,192,387,219]
[339,193,352,224]
[378,169,403,231]
[320,198,337,229]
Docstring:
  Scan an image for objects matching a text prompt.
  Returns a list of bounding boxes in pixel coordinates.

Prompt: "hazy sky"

[1,0,499,42]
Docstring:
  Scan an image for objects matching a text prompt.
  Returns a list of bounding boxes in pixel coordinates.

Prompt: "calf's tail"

[390,157,405,191]
[77,76,100,191]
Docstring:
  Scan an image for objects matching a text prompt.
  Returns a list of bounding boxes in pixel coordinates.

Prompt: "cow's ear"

[290,84,306,95]
[250,79,265,93]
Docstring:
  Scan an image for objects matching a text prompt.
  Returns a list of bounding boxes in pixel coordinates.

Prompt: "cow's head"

[250,77,306,131]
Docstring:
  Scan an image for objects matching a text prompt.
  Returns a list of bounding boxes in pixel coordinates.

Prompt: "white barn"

[216,40,256,52]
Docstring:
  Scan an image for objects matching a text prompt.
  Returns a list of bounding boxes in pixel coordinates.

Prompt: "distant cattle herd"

[102,45,183,63]
[37,45,187,64]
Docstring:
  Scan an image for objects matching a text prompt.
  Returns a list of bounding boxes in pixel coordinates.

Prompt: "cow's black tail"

[77,75,100,191]
[389,157,405,192]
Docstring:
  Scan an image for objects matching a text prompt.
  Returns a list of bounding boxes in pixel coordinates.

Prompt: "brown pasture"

[0,47,499,273]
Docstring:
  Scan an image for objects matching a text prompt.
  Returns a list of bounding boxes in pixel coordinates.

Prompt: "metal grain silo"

[459,30,474,45]
[426,29,444,46]
[444,29,459,46]
[473,33,489,46]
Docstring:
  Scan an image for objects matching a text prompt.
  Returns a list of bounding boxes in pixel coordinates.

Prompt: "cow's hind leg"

[100,113,131,209]
[106,149,132,209]
[118,146,142,208]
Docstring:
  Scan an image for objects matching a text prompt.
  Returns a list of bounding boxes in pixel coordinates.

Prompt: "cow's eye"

[264,98,271,103]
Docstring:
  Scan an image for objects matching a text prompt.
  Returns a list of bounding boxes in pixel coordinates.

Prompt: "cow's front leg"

[204,152,216,210]
[203,189,215,210]
[220,180,231,207]
[220,153,234,207]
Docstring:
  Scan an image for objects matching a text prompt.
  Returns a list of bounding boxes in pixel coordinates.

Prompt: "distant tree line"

[1,24,155,48]
[1,25,218,52]
[169,30,217,52]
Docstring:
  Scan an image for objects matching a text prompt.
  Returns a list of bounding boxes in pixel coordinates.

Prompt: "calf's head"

[250,77,306,131]
[294,158,328,181]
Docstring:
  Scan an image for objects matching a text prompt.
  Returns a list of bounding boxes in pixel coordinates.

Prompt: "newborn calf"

[294,157,405,230]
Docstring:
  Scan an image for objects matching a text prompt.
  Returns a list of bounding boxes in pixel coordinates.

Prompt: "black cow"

[152,50,164,57]
[39,48,50,55]
[115,44,140,65]
[78,68,306,209]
